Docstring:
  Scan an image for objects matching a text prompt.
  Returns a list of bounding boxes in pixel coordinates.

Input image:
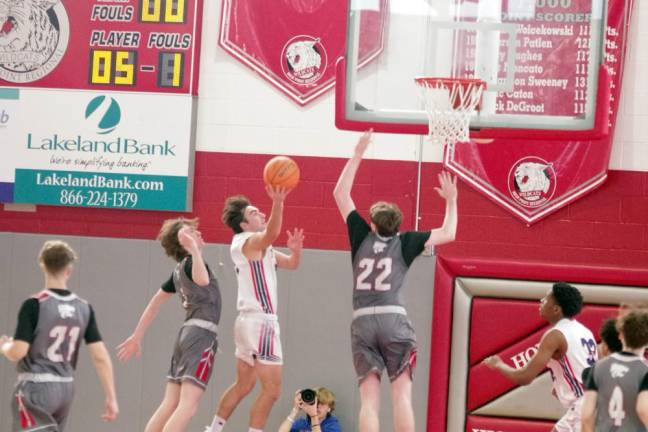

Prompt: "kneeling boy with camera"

[278,387,341,432]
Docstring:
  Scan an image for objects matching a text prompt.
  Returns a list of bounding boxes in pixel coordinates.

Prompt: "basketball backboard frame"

[336,0,611,141]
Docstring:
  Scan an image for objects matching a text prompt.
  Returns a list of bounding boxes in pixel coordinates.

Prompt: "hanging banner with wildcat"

[444,0,631,225]
[219,0,387,105]
[0,0,202,94]
[0,0,202,211]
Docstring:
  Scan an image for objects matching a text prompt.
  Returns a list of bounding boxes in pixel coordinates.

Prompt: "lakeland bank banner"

[2,89,193,211]
[0,0,202,211]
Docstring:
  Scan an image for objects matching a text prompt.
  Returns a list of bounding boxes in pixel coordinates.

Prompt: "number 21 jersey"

[17,290,92,379]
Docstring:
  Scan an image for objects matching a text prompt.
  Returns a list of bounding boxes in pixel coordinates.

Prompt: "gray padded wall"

[0,232,13,432]
[0,233,435,431]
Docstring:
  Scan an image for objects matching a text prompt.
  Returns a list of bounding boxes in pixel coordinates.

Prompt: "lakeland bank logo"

[85,95,121,134]
[25,95,175,156]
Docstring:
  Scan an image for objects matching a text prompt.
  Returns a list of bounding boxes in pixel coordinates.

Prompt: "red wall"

[1,151,647,268]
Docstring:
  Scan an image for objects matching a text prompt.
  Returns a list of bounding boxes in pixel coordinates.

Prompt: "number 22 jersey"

[346,211,429,310]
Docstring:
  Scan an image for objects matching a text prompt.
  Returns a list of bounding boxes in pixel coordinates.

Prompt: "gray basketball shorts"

[12,380,74,432]
[351,313,418,383]
[167,324,219,390]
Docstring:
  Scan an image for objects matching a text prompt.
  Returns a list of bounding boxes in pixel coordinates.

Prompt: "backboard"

[337,0,610,140]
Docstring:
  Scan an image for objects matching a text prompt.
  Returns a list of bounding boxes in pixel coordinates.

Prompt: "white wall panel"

[196,1,648,169]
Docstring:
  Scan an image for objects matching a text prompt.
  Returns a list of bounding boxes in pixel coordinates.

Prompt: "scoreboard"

[0,0,202,211]
[0,0,200,94]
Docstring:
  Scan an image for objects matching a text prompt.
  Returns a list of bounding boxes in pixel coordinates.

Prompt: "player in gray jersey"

[0,240,118,431]
[333,130,458,432]
[117,217,222,432]
[582,309,648,431]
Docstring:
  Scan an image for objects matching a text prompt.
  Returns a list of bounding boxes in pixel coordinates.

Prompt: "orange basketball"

[263,156,300,189]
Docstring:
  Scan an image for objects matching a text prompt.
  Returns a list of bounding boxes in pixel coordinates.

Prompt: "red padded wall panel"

[468,325,549,411]
[466,415,554,432]
[469,298,546,365]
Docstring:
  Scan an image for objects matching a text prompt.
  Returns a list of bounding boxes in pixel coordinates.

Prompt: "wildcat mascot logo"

[0,0,69,83]
[281,35,327,86]
[507,156,557,208]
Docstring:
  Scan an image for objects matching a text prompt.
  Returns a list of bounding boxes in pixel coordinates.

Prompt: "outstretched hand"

[266,185,291,203]
[286,228,304,252]
[435,171,457,201]
[483,355,504,370]
[354,129,373,157]
[178,226,201,255]
[116,335,141,362]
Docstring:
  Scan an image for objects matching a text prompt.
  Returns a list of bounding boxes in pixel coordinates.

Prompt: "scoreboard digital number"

[89,50,184,87]
[140,0,187,24]
[90,50,137,86]
[88,0,191,90]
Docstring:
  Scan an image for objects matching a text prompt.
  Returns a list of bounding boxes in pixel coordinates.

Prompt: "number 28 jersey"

[346,211,430,311]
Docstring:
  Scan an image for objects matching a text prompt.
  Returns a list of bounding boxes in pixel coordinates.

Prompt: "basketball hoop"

[415,77,486,145]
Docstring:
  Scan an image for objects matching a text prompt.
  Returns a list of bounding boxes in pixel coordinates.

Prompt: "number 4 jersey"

[15,289,97,379]
[586,352,648,431]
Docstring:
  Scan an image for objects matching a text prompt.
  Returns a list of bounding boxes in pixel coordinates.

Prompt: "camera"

[300,388,316,405]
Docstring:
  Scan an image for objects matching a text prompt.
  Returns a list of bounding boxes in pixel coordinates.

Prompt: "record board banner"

[219,0,386,105]
[0,0,202,94]
[4,89,192,211]
[445,0,631,224]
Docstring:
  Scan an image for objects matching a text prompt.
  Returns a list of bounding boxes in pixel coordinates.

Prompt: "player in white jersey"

[206,186,303,432]
[485,282,597,432]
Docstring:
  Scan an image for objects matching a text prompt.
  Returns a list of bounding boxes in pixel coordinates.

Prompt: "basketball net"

[415,77,486,146]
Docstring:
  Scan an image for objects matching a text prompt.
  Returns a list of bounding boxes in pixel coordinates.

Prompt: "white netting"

[415,78,486,145]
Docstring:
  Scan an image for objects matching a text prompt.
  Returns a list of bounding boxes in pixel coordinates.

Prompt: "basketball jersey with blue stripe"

[547,318,597,408]
[231,231,278,314]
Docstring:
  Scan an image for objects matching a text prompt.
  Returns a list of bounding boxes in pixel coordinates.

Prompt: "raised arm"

[275,228,304,270]
[244,186,289,254]
[87,341,119,422]
[116,289,173,362]
[0,335,29,362]
[178,226,209,287]
[278,391,303,432]
[483,329,566,385]
[426,171,458,248]
[333,130,372,220]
